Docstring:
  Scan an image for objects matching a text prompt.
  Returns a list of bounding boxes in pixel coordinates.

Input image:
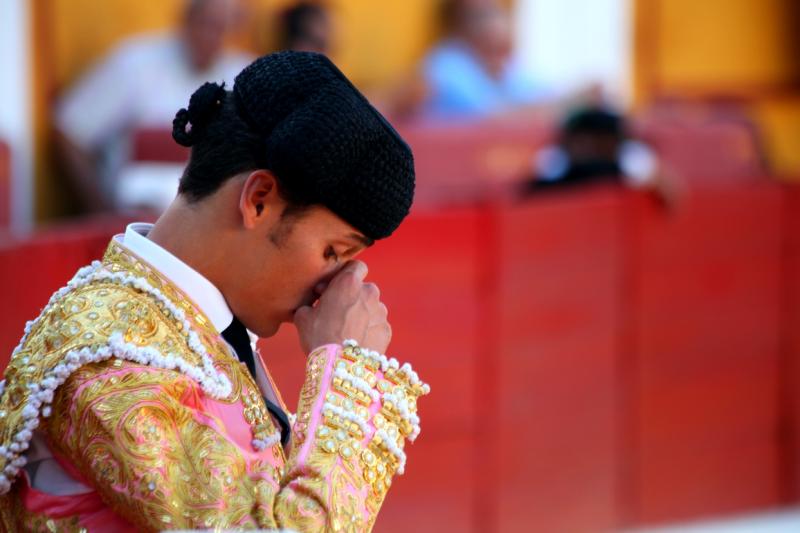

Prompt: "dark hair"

[278,2,328,50]
[562,108,627,139]
[172,82,312,212]
[439,0,462,34]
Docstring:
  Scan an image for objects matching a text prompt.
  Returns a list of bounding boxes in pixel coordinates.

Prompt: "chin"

[247,319,281,339]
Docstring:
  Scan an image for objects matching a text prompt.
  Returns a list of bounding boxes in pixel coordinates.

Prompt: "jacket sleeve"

[45,341,429,532]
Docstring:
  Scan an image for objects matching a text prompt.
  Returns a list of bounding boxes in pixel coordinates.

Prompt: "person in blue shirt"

[420,0,551,120]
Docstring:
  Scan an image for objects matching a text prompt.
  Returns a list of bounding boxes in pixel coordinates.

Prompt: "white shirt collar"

[116,222,233,332]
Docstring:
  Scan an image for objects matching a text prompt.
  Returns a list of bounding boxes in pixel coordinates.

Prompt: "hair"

[172,81,313,219]
[184,0,210,20]
[439,0,463,35]
[561,108,627,140]
[184,0,231,22]
[278,2,328,50]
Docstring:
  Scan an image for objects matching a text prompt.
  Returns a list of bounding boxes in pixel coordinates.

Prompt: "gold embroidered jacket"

[0,239,428,532]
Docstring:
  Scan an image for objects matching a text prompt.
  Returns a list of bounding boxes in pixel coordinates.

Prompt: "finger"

[327,261,368,295]
[325,272,361,300]
[362,282,380,300]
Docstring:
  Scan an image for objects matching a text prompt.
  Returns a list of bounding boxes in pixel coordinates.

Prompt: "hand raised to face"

[294,260,391,355]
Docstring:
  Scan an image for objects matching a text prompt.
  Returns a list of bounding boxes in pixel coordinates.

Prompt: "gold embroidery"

[0,238,429,532]
[24,513,86,533]
[0,484,86,532]
[47,363,277,531]
[0,239,280,469]
[290,347,328,449]
[280,343,429,531]
[102,241,281,451]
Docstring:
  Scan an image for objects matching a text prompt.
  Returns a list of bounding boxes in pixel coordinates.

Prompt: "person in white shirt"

[54,0,252,213]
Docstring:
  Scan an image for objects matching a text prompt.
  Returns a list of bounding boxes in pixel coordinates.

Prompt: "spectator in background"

[419,0,551,120]
[527,107,680,206]
[276,1,333,55]
[55,0,252,213]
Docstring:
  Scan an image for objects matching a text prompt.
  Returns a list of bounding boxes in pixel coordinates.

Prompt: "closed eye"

[324,245,340,263]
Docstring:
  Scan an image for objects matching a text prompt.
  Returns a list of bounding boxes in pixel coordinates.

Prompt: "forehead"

[187,0,233,22]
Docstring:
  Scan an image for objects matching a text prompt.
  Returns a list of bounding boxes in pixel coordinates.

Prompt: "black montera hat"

[231,51,415,240]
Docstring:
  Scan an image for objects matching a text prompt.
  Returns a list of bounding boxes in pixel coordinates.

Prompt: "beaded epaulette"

[0,240,246,494]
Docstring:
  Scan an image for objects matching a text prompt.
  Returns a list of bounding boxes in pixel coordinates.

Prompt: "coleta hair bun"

[172,82,227,147]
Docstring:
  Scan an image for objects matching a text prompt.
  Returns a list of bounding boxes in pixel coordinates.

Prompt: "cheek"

[278,247,331,297]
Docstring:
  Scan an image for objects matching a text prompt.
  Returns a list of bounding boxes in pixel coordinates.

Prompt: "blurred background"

[1,0,799,531]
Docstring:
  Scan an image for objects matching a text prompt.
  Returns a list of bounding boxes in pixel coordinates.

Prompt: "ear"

[239,170,283,229]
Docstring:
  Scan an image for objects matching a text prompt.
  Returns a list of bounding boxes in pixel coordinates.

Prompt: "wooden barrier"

[0,186,795,530]
[0,141,9,230]
[629,184,785,525]
[491,188,626,532]
[785,185,800,501]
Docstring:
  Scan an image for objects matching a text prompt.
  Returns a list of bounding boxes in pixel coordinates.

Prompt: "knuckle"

[333,271,360,292]
[346,260,368,279]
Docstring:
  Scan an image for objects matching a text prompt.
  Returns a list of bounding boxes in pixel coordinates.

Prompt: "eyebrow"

[349,232,375,248]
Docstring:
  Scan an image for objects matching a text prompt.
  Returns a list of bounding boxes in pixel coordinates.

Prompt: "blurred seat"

[117,129,190,211]
[127,123,551,209]
[399,122,551,206]
[124,117,770,210]
[131,128,189,163]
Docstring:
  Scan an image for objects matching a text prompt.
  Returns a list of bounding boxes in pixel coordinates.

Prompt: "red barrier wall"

[0,183,796,532]
[785,185,800,501]
[630,184,786,524]
[0,141,9,230]
[492,189,627,532]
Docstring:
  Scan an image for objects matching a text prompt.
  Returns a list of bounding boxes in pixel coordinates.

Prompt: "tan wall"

[633,0,800,177]
[45,0,439,91]
[635,0,796,97]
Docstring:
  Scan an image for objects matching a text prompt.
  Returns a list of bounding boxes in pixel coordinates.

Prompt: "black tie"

[221,316,291,447]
